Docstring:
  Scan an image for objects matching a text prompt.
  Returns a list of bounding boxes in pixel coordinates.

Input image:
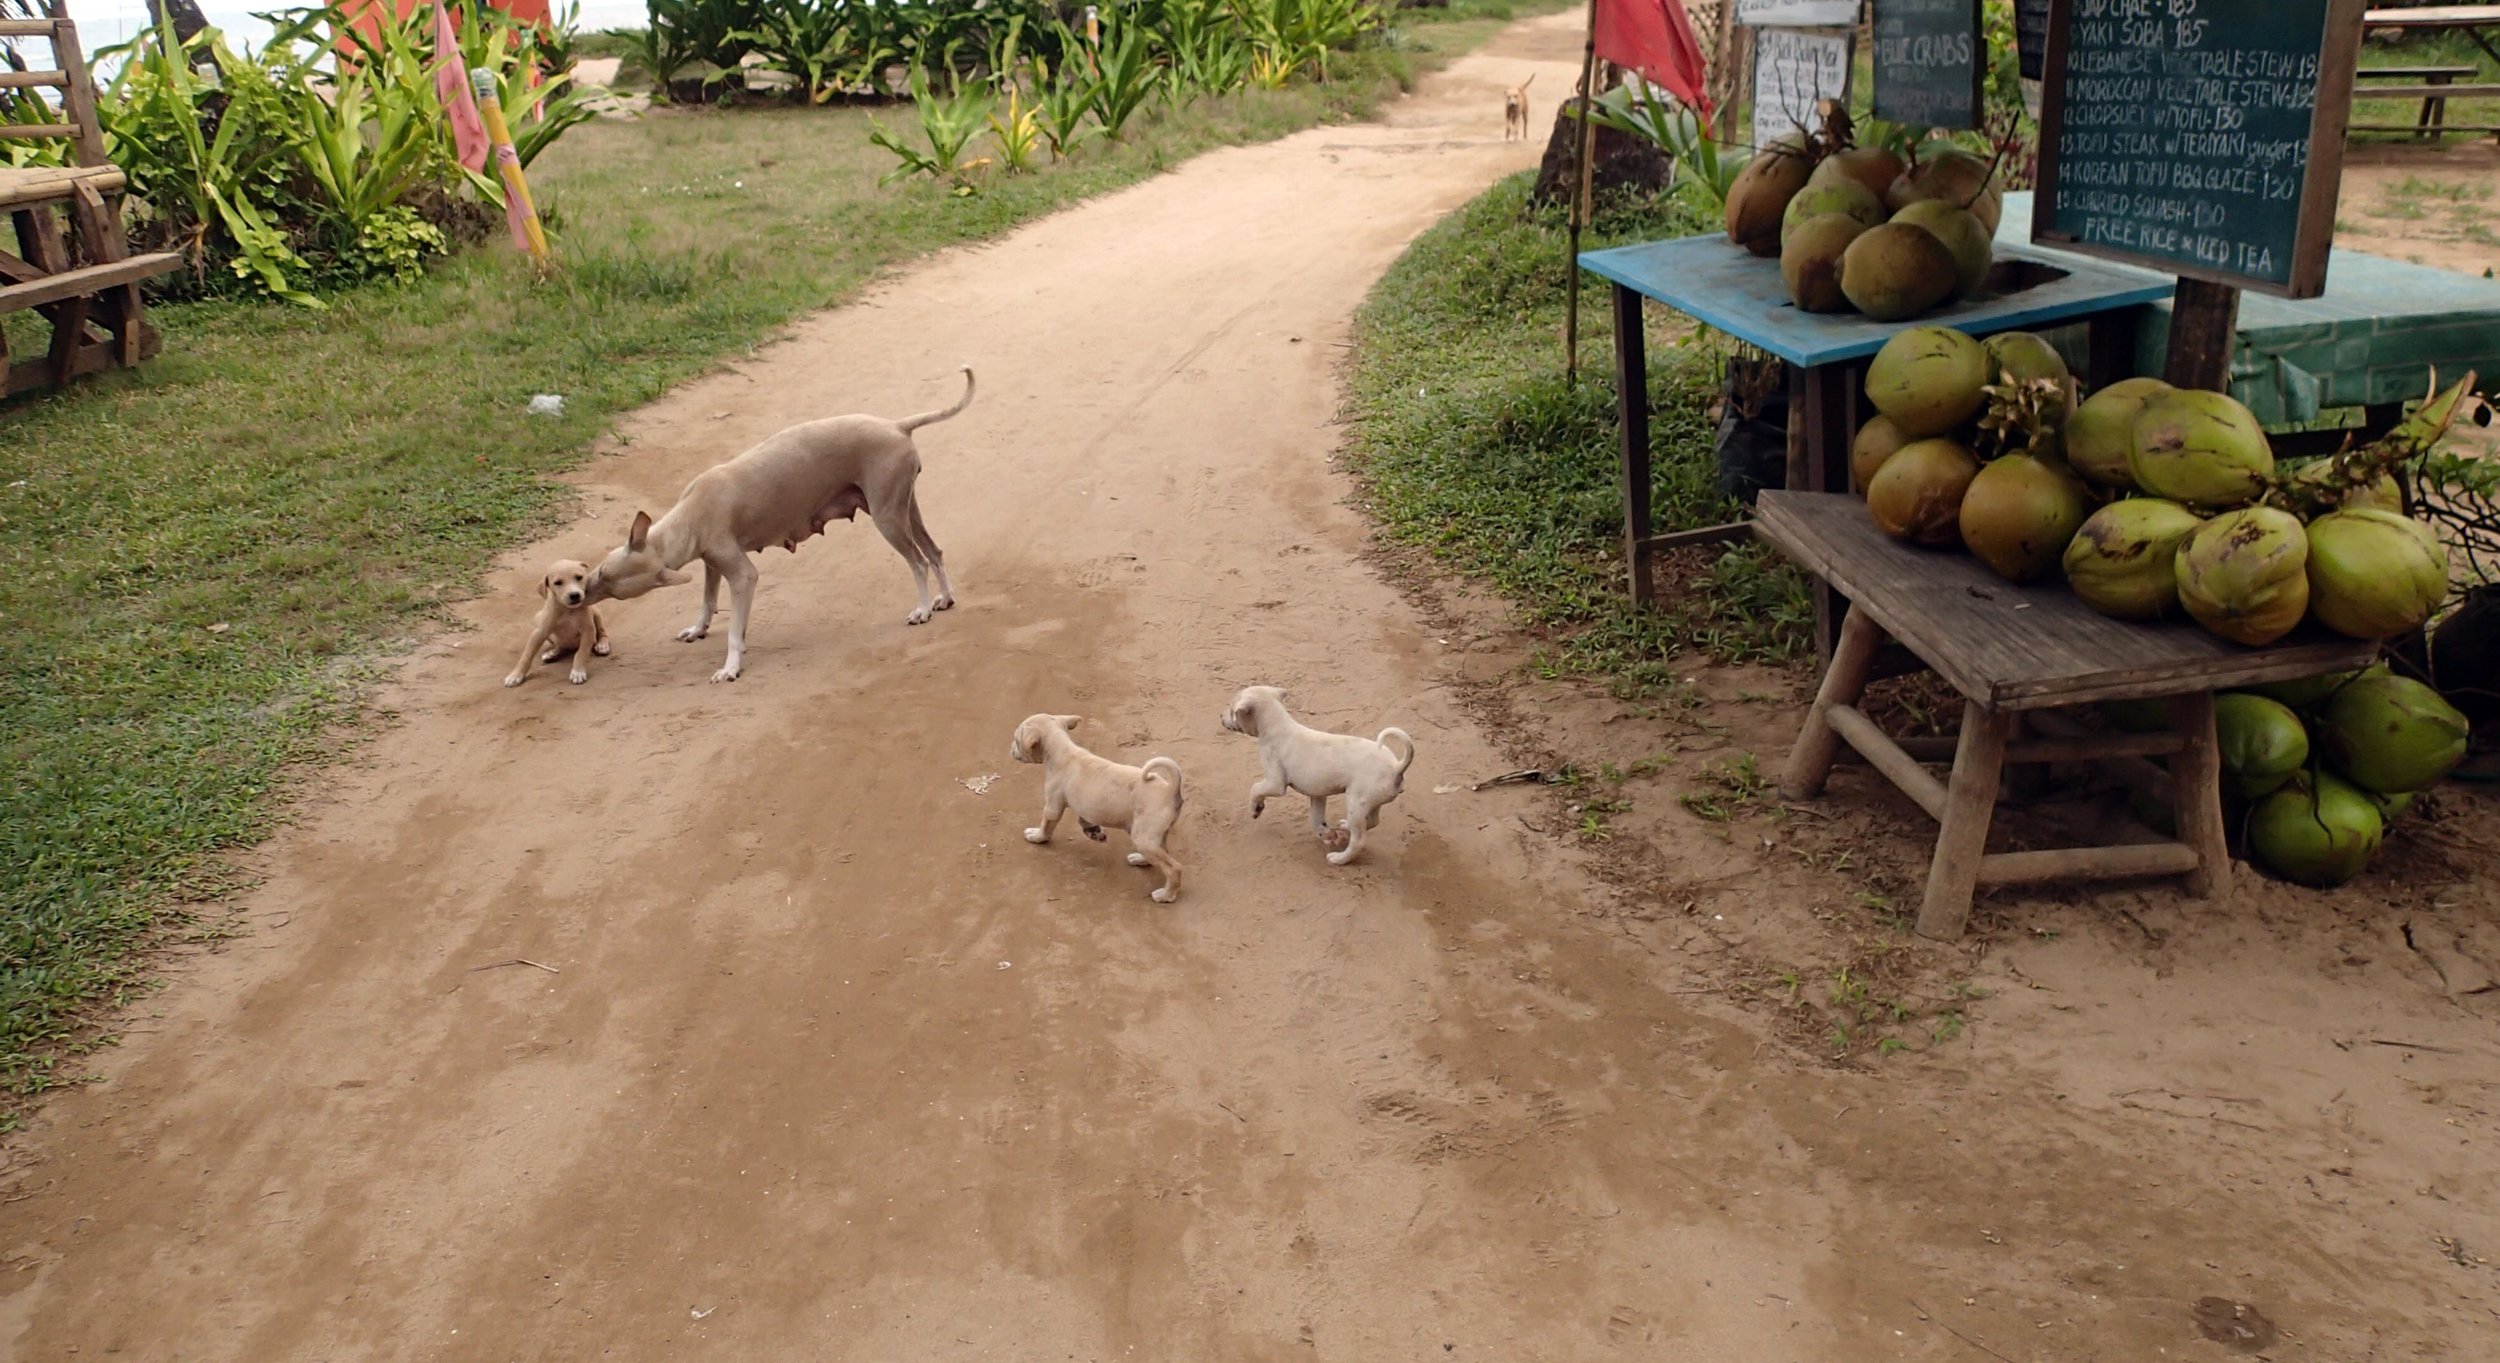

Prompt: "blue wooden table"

[1576,232,2172,629]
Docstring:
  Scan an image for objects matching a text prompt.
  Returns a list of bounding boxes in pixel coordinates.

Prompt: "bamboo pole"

[472,68,550,267]
[1563,0,1601,384]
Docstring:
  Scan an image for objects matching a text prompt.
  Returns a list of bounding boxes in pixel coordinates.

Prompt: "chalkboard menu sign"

[1735,0,1859,23]
[2016,0,2050,80]
[1873,0,1984,130]
[2034,0,2365,298]
[1753,27,1855,150]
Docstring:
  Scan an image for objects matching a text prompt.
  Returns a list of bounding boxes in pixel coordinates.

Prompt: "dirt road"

[6,12,2498,1361]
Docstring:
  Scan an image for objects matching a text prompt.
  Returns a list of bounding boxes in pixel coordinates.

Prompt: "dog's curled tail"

[1143,756,1184,804]
[1520,73,1535,91]
[897,366,977,433]
[1377,728,1417,779]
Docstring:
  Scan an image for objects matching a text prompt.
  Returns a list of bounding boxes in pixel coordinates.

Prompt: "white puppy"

[1220,686,1415,865]
[1009,714,1186,903]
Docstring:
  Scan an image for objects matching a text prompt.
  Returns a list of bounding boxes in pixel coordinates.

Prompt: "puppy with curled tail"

[1220,685,1415,866]
[1010,714,1187,903]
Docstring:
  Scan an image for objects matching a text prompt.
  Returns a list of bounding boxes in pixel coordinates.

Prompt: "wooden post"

[472,69,551,266]
[2162,278,2241,391]
[1612,282,1654,606]
[2169,691,2230,898]
[1562,0,1601,384]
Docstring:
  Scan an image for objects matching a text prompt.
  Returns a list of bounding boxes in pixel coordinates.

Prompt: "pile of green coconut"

[2109,669,2468,888]
[1848,323,2480,887]
[1725,116,2003,322]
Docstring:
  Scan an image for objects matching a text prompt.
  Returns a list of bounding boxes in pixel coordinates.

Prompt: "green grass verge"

[1342,174,1814,698]
[0,0,1555,1120]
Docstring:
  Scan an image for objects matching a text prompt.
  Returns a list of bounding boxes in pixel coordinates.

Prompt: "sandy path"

[5,12,2498,1361]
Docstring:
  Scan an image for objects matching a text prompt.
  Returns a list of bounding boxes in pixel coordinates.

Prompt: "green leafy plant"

[988,83,1045,172]
[1084,12,1162,140]
[731,0,861,102]
[1027,54,1098,158]
[868,65,995,182]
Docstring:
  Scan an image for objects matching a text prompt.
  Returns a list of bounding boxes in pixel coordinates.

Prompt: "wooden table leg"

[1916,701,2011,941]
[1612,282,1654,608]
[1796,361,1857,655]
[1781,608,1882,800]
[2169,691,2230,898]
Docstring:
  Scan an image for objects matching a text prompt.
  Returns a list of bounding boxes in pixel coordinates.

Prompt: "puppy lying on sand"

[1009,714,1186,903]
[504,559,610,687]
[1221,685,1414,865]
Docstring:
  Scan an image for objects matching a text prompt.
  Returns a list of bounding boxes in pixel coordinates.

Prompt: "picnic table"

[2358,6,2500,135]
[1575,231,2172,644]
[1755,492,2380,940]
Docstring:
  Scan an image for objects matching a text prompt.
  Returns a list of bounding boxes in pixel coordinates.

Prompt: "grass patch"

[0,0,1555,1122]
[1342,174,1814,696]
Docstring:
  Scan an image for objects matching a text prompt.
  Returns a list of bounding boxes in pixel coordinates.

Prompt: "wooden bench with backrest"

[2354,63,2484,136]
[0,0,183,395]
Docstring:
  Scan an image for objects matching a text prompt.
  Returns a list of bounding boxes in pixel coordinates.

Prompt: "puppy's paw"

[1080,821,1107,842]
[710,665,741,683]
[904,606,932,626]
[934,593,956,611]
[569,669,589,685]
[1150,887,1178,904]
[677,625,709,643]
[1126,852,1150,867]
[502,673,526,688]
[1024,828,1049,844]
[592,641,612,657]
[539,647,560,663]
[1320,826,1350,851]
[1249,797,1266,819]
[1326,848,1358,867]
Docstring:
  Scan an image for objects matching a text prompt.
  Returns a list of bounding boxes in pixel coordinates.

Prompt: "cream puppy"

[1009,714,1186,903]
[504,559,610,687]
[1221,686,1415,866]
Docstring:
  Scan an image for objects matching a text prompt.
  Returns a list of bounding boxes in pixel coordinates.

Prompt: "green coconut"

[2249,772,2385,888]
[1809,146,1906,200]
[1851,414,1911,493]
[1984,331,2072,416]
[1840,223,1961,322]
[2289,460,2405,514]
[1886,147,2003,235]
[2319,674,2471,795]
[2129,389,2276,508]
[1865,326,1989,438]
[2304,507,2450,641]
[1782,180,1887,245]
[1865,438,1980,548]
[2065,377,2174,488]
[2215,693,2310,798]
[2248,665,2380,711]
[2062,498,2204,620]
[2175,506,2311,646]
[1890,200,1994,300]
[1958,454,2089,583]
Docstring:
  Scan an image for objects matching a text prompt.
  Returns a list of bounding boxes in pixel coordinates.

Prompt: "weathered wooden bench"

[2354,63,2483,136]
[1755,491,2380,941]
[0,6,184,396]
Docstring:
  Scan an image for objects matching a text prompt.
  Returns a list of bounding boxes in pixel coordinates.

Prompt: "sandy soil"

[2337,140,2500,277]
[5,13,2500,1361]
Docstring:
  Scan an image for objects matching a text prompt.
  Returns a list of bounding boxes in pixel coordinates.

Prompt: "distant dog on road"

[1221,686,1414,866]
[585,367,973,683]
[504,559,610,687]
[1010,714,1187,903]
[1504,73,1535,141]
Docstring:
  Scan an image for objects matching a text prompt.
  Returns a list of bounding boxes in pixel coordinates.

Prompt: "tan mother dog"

[1222,685,1415,866]
[1009,714,1186,903]
[586,367,974,683]
[504,559,610,687]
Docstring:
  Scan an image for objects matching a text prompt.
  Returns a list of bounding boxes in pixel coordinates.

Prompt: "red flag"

[433,0,489,174]
[1592,0,1713,118]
